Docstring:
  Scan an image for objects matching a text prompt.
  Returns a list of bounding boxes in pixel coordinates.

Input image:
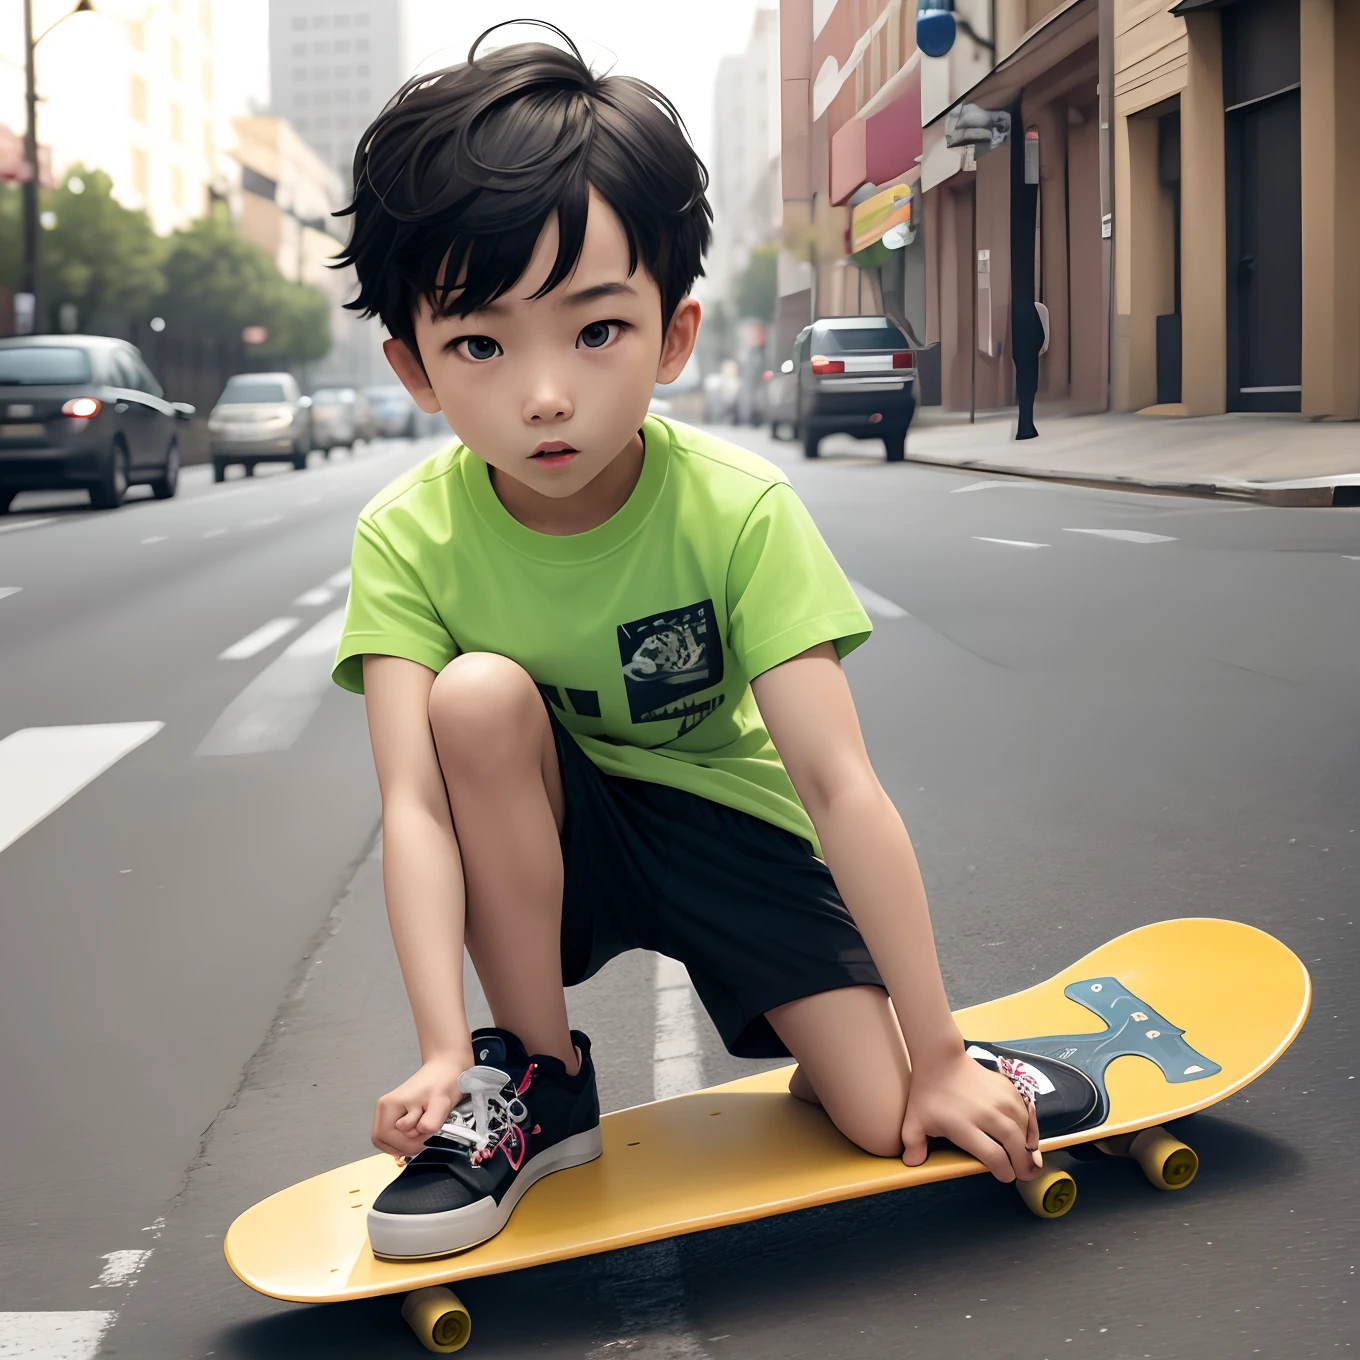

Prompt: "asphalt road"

[0,422,1356,1360]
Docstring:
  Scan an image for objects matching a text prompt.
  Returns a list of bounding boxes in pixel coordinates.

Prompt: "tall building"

[707,7,783,308]
[0,0,218,236]
[267,0,411,191]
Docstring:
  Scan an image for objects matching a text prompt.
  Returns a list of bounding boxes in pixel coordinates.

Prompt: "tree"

[39,168,166,329]
[733,243,778,324]
[156,204,329,360]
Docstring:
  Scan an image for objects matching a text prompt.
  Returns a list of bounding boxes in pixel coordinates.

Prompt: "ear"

[383,337,443,414]
[656,296,701,385]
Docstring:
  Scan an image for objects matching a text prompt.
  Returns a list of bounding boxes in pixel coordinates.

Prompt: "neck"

[490,431,645,536]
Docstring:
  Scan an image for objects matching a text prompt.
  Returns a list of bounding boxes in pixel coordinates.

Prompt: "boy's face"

[386,190,699,500]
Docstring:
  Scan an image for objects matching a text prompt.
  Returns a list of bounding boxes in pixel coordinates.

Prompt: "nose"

[522,378,573,425]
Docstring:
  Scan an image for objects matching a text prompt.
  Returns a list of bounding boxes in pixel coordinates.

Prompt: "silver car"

[209,372,312,481]
[308,387,360,453]
[362,385,418,439]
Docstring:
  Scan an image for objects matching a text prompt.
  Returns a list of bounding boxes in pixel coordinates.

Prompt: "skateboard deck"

[226,918,1309,1350]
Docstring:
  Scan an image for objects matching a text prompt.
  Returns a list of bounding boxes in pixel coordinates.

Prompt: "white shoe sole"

[367,1126,603,1260]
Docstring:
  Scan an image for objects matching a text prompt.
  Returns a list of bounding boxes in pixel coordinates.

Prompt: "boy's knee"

[428,652,544,769]
[835,1106,905,1160]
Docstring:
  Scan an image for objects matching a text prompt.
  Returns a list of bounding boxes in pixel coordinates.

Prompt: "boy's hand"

[901,1050,1043,1183]
[372,1054,468,1159]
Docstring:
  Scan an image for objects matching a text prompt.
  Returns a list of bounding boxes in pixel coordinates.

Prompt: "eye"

[577,320,623,350]
[453,336,501,362]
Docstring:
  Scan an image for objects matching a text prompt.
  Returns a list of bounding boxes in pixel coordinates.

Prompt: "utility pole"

[20,0,40,333]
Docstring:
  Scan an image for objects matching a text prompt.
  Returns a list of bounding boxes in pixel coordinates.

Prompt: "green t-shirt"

[332,415,872,850]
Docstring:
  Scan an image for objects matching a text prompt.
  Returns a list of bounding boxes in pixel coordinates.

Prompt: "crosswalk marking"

[197,608,347,757]
[218,617,300,660]
[0,723,163,856]
[1062,528,1178,544]
[0,1311,117,1359]
[293,586,334,607]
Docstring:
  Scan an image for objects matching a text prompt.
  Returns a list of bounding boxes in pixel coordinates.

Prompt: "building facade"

[0,0,219,236]
[267,0,411,192]
[777,0,1359,423]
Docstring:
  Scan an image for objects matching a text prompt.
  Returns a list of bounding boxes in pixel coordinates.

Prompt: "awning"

[922,0,1097,128]
[829,55,923,205]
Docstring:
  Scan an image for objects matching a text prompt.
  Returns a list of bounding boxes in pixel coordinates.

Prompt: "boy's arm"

[362,654,475,1156]
[751,642,1039,1180]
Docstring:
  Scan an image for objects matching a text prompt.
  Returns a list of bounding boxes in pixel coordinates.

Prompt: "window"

[315,66,331,79]
[170,103,183,141]
[355,37,368,51]
[0,347,93,384]
[131,147,148,194]
[220,378,289,403]
[313,40,330,53]
[171,166,184,207]
[292,15,306,28]
[356,63,369,76]
[356,89,369,103]
[292,41,306,55]
[334,39,350,53]
[336,65,350,79]
[169,37,181,79]
[335,88,350,103]
[355,12,369,24]
[335,13,350,26]
[129,75,147,121]
[295,90,309,105]
[292,67,307,80]
[314,90,330,105]
[295,118,309,131]
[313,14,330,27]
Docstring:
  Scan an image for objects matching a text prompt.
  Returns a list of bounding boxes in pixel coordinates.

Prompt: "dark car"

[791,316,916,461]
[0,335,193,511]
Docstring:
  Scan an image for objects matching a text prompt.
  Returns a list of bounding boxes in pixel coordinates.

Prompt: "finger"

[980,1108,1037,1181]
[948,1124,1016,1182]
[393,1102,425,1132]
[900,1118,929,1168]
[415,1102,450,1137]
[1026,1100,1042,1166]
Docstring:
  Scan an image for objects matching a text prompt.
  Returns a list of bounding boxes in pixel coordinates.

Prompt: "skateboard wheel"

[1017,1167,1077,1219]
[401,1286,471,1353]
[1130,1127,1198,1190]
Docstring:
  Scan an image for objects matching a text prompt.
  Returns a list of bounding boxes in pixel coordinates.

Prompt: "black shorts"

[549,707,884,1059]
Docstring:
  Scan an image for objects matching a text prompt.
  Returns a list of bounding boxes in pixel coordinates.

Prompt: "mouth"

[530,440,580,467]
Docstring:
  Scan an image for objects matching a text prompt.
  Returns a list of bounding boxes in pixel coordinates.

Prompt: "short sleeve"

[331,515,458,694]
[726,483,872,680]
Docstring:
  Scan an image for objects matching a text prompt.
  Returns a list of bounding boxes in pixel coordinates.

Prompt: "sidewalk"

[905,410,1360,505]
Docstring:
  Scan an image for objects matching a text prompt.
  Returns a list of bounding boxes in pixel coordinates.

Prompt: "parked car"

[702,360,741,423]
[789,317,917,461]
[0,334,192,511]
[308,387,360,452]
[766,356,797,439]
[209,372,312,481]
[362,384,418,439]
[352,389,378,443]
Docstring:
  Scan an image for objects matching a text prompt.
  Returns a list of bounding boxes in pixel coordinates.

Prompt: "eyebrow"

[460,280,639,319]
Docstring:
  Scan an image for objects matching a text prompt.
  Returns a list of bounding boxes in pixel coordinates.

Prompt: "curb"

[901,451,1352,506]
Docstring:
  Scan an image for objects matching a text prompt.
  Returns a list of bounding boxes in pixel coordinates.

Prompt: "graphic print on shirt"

[617,599,725,735]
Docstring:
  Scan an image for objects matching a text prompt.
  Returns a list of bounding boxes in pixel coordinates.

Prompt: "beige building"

[1114,0,1359,419]
[227,116,384,388]
[0,0,218,236]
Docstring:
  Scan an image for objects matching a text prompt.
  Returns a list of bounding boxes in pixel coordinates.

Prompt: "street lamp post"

[19,0,95,335]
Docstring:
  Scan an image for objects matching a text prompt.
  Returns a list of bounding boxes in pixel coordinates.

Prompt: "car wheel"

[802,425,822,459]
[884,428,907,463]
[150,438,180,499]
[89,439,130,509]
[291,447,308,471]
[0,490,15,514]
[244,461,256,477]
[212,458,226,483]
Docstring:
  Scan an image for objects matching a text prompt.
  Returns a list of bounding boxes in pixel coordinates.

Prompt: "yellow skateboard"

[225,918,1309,1353]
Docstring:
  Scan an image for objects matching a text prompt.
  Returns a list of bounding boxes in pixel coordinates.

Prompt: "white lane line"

[0,723,163,856]
[973,536,1050,549]
[139,536,167,545]
[90,1249,152,1289]
[951,479,1039,494]
[0,516,58,536]
[200,528,227,539]
[324,567,351,590]
[197,607,347,756]
[849,579,909,619]
[0,1311,118,1359]
[1343,556,1360,562]
[293,586,334,607]
[0,587,21,601]
[218,617,300,661]
[653,954,702,1100]
[1062,528,1177,544]
[243,515,283,529]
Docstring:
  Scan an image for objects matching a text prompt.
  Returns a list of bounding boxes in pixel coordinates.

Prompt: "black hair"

[335,21,713,358]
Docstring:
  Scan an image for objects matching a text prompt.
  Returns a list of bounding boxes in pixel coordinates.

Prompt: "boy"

[331,23,1041,1261]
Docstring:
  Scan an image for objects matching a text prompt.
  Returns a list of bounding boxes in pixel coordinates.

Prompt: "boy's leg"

[426,651,576,1069]
[767,986,911,1158]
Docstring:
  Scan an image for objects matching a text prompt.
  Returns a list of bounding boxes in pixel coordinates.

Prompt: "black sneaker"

[367,1028,602,1260]
[965,1041,1103,1136]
